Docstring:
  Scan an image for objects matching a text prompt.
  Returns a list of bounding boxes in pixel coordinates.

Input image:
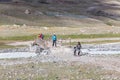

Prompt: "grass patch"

[62,40,120,46]
[105,22,113,26]
[0,35,37,41]
[45,33,120,40]
[0,33,120,41]
[87,40,120,44]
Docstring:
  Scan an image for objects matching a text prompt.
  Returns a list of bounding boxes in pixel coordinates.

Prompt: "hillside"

[0,1,120,80]
[0,0,120,36]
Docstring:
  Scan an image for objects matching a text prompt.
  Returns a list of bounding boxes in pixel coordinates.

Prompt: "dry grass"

[0,61,119,80]
[0,24,120,38]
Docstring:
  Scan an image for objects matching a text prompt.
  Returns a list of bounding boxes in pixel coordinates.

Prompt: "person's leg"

[52,41,54,47]
[55,40,57,47]
[78,49,81,56]
[53,40,56,47]
[78,50,80,56]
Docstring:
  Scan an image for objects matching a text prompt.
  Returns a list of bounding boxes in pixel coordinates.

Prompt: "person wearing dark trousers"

[74,42,81,56]
[52,33,57,47]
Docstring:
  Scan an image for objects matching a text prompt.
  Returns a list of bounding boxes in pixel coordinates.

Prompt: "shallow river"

[0,42,120,59]
[0,52,37,59]
[0,49,120,59]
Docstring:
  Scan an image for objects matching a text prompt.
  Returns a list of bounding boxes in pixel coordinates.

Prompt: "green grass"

[0,33,120,41]
[105,22,113,26]
[0,35,37,41]
[0,35,37,48]
[0,33,120,48]
[63,40,120,46]
[44,33,120,40]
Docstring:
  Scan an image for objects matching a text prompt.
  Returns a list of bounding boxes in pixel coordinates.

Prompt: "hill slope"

[0,0,120,26]
[0,0,120,36]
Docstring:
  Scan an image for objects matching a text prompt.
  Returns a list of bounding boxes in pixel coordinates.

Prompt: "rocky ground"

[0,40,120,80]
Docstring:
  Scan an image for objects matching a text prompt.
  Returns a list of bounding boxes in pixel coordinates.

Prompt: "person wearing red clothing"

[38,33,44,40]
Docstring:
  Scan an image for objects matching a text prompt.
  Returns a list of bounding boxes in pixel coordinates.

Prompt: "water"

[90,51,120,54]
[82,49,120,55]
[0,52,37,59]
[0,47,120,59]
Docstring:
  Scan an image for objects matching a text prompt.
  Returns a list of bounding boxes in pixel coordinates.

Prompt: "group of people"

[37,33,82,56]
[38,33,57,47]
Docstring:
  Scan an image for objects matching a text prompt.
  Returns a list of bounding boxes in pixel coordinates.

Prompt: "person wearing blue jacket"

[52,33,57,47]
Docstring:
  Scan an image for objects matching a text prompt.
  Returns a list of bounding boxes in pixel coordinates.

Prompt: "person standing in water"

[74,42,81,56]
